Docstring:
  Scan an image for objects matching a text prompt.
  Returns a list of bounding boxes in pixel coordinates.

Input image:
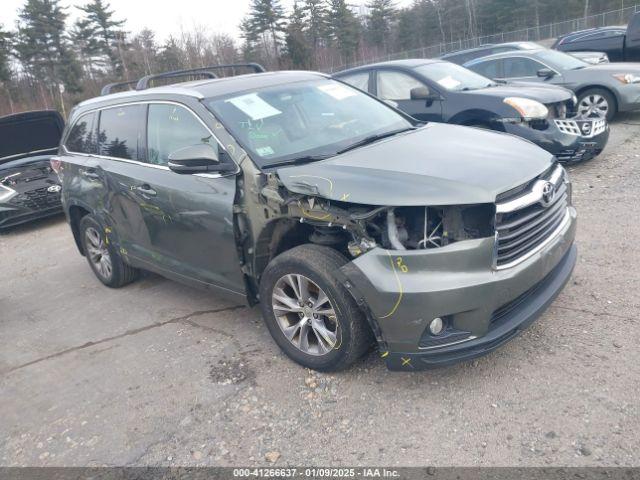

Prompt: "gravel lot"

[1,115,639,467]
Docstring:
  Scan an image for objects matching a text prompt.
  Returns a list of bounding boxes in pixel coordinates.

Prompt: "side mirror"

[167,144,235,174]
[537,68,555,79]
[410,86,431,100]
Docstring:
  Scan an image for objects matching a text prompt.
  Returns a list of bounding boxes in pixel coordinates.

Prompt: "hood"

[466,83,572,104]
[0,110,64,163]
[580,62,640,73]
[277,123,554,207]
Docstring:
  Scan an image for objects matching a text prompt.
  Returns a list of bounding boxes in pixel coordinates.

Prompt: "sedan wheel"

[271,274,340,356]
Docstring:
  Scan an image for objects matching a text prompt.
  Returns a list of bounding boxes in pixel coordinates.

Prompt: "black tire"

[79,215,138,288]
[577,88,617,122]
[259,244,373,371]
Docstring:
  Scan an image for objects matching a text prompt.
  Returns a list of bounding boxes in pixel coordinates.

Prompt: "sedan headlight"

[0,183,17,202]
[504,97,549,120]
[613,73,640,84]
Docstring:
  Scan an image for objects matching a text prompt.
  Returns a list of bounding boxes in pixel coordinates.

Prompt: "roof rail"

[135,63,266,91]
[100,80,138,96]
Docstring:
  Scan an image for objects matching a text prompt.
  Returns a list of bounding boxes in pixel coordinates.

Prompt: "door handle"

[133,184,157,196]
[81,168,100,180]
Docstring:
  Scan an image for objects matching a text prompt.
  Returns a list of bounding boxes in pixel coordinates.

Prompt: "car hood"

[465,83,572,103]
[579,62,640,73]
[277,123,554,206]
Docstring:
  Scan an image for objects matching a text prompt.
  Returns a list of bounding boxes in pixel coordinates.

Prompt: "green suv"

[54,65,577,371]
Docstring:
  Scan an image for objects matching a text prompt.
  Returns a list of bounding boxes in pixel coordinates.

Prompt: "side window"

[65,112,96,154]
[97,105,146,160]
[503,58,544,78]
[339,72,370,92]
[147,104,216,166]
[472,60,500,79]
[377,71,425,100]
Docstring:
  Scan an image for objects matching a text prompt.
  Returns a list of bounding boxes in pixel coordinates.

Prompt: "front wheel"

[577,88,617,121]
[259,244,373,371]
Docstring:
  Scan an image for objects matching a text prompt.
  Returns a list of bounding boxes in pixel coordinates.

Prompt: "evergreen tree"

[327,0,360,63]
[285,1,311,68]
[77,0,126,76]
[303,0,329,52]
[245,0,287,61]
[14,0,82,93]
[366,0,396,50]
[0,25,12,83]
[71,18,102,79]
[157,37,184,72]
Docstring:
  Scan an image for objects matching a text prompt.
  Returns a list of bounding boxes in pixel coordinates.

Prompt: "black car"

[334,59,609,163]
[553,12,640,62]
[442,41,608,65]
[0,110,65,229]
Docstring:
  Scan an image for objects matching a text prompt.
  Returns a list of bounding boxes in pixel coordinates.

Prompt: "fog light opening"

[429,317,445,336]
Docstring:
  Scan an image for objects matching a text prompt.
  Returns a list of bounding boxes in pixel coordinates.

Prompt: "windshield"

[536,50,588,70]
[414,62,495,91]
[206,79,412,167]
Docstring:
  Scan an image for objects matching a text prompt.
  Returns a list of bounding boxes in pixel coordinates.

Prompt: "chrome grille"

[494,165,570,269]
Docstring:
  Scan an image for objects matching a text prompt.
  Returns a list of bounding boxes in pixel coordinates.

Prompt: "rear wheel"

[79,215,138,288]
[259,244,373,371]
[577,88,617,121]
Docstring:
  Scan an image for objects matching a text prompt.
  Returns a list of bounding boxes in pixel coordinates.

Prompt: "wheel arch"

[451,109,506,131]
[68,203,92,255]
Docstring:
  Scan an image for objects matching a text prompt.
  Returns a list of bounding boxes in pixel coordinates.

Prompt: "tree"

[14,0,82,94]
[244,0,287,63]
[0,25,11,84]
[366,0,396,51]
[327,0,360,64]
[285,1,311,68]
[71,18,102,79]
[157,37,185,72]
[77,0,127,76]
[303,0,329,52]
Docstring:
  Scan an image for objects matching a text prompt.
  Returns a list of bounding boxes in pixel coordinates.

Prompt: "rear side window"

[147,104,216,166]
[339,72,370,92]
[65,112,96,154]
[97,105,146,160]
[502,57,544,78]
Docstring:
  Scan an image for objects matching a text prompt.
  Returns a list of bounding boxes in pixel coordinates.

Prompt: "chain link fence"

[327,4,640,73]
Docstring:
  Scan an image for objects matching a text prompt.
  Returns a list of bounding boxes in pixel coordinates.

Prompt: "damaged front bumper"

[503,118,609,163]
[340,207,577,371]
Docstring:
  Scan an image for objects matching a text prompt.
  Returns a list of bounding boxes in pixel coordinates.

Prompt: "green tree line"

[0,0,631,117]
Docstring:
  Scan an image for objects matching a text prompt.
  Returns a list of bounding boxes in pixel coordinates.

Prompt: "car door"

[133,101,244,295]
[626,13,640,61]
[374,69,443,121]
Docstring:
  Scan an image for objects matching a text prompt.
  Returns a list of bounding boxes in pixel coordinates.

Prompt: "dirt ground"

[1,114,639,467]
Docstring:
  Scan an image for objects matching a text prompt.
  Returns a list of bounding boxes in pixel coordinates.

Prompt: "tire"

[259,244,373,371]
[79,215,138,288]
[577,88,617,121]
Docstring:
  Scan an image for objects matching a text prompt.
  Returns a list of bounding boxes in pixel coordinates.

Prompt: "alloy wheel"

[271,274,340,356]
[85,226,113,280]
[578,94,609,119]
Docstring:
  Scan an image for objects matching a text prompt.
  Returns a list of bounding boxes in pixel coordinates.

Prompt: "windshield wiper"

[335,127,417,155]
[262,154,332,169]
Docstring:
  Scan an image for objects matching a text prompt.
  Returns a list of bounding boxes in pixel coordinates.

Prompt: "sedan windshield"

[414,62,496,91]
[206,79,413,167]
[536,50,588,71]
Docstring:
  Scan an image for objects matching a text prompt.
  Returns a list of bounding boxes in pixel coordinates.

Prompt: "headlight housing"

[0,183,17,202]
[504,97,549,120]
[613,73,640,84]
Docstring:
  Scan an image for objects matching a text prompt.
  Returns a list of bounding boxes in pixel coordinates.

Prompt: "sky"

[1,0,413,42]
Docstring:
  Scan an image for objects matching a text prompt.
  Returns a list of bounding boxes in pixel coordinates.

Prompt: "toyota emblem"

[47,184,62,193]
[541,182,555,206]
